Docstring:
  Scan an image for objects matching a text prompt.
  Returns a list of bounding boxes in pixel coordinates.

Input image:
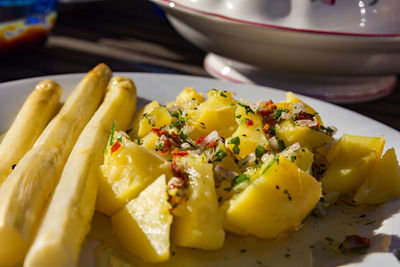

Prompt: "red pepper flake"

[195,136,206,145]
[263,124,270,133]
[206,140,218,148]
[111,140,121,154]
[171,148,189,157]
[151,128,160,135]
[245,119,254,126]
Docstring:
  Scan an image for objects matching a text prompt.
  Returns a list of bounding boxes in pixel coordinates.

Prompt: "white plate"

[1,73,400,266]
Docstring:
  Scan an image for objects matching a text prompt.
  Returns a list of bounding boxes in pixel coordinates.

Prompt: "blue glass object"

[0,0,58,51]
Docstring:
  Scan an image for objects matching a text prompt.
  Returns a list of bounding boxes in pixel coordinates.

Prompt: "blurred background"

[0,0,399,130]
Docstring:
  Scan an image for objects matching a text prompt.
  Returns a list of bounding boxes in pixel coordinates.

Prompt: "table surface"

[1,0,399,131]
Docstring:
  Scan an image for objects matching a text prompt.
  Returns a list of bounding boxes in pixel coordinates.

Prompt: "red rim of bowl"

[155,0,400,37]
[204,57,397,103]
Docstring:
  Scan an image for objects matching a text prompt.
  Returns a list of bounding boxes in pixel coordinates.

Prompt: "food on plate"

[170,155,225,250]
[319,134,385,194]
[111,174,172,263]
[0,80,62,185]
[101,86,400,262]
[1,65,400,266]
[24,76,137,267]
[223,155,322,239]
[97,131,172,216]
[353,148,400,204]
[0,63,111,266]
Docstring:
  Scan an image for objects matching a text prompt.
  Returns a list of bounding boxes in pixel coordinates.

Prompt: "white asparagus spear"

[0,63,111,266]
[24,76,137,267]
[0,80,62,185]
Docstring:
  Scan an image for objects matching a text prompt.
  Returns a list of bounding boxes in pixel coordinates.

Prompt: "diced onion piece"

[238,153,256,166]
[295,119,318,128]
[214,165,238,181]
[280,111,291,120]
[292,102,306,114]
[268,136,279,151]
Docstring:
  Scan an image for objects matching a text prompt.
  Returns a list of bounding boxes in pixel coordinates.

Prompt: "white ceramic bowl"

[150,0,400,75]
[150,0,400,102]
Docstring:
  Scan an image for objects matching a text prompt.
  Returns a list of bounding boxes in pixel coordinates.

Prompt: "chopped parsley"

[276,136,286,151]
[229,136,240,145]
[255,146,265,158]
[229,137,241,155]
[268,126,276,136]
[171,111,180,118]
[290,155,296,162]
[238,103,255,115]
[220,92,227,97]
[109,120,116,146]
[272,108,289,120]
[232,173,250,187]
[214,149,227,162]
[178,131,187,141]
[262,155,279,174]
[144,113,152,124]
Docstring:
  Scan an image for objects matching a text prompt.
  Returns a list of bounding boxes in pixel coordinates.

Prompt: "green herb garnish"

[232,173,250,187]
[214,149,227,162]
[255,146,264,158]
[109,120,116,146]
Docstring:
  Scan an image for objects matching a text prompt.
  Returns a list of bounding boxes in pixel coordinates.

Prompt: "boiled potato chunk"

[226,103,267,159]
[320,134,385,194]
[97,132,172,215]
[189,89,237,138]
[281,146,314,174]
[172,155,225,250]
[277,120,333,150]
[140,131,158,151]
[130,101,172,138]
[167,87,205,113]
[225,156,322,239]
[112,175,172,263]
[353,148,400,204]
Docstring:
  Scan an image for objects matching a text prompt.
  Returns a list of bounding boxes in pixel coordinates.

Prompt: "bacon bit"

[170,161,188,186]
[339,235,371,253]
[162,139,172,153]
[170,131,180,143]
[296,112,314,120]
[171,148,189,157]
[206,140,218,148]
[151,128,168,137]
[258,100,277,117]
[111,140,121,154]
[245,119,254,126]
[195,136,206,145]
